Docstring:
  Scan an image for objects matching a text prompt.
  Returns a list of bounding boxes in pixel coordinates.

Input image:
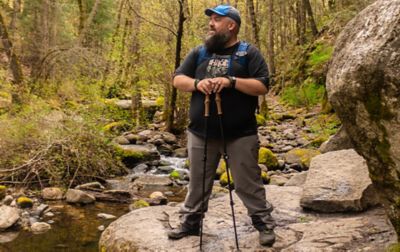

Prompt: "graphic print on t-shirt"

[206,55,231,78]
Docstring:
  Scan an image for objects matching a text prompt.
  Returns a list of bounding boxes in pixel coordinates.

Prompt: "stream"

[0,156,187,252]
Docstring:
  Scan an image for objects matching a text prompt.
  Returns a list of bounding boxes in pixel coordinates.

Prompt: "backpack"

[196,41,250,75]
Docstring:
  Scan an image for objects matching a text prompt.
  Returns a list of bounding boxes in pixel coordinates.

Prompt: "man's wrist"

[194,79,200,91]
[226,76,237,89]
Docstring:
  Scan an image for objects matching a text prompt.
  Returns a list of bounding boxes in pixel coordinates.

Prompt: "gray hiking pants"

[179,131,275,231]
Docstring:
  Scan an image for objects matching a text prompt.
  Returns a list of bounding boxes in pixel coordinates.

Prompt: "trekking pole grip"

[215,93,222,115]
[204,94,210,117]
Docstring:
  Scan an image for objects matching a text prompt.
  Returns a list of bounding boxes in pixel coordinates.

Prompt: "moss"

[102,121,130,133]
[288,148,320,168]
[131,199,150,209]
[261,171,270,184]
[17,196,33,208]
[169,170,181,180]
[220,172,234,187]
[114,145,145,160]
[256,114,266,126]
[310,136,328,148]
[155,97,164,107]
[307,42,333,67]
[0,185,6,199]
[216,159,226,177]
[387,243,400,252]
[184,159,190,169]
[258,147,279,169]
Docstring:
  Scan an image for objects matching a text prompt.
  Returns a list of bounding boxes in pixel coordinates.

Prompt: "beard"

[204,31,231,54]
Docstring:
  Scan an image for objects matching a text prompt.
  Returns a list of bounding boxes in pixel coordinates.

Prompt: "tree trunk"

[77,0,85,35]
[303,0,318,37]
[247,0,260,48]
[77,0,101,46]
[166,0,186,133]
[0,10,24,103]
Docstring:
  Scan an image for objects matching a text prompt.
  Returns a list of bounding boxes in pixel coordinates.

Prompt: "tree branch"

[126,1,177,37]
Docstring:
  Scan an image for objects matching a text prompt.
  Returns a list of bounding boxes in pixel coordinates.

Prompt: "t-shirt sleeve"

[174,47,199,78]
[247,45,270,89]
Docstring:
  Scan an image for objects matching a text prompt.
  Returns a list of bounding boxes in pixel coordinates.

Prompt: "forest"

[1,0,399,251]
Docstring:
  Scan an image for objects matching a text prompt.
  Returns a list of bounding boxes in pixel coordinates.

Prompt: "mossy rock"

[0,185,6,199]
[258,147,279,169]
[219,172,234,187]
[131,199,150,209]
[256,114,266,126]
[114,144,160,168]
[17,196,33,208]
[309,136,328,148]
[155,97,164,107]
[169,170,181,180]
[387,243,400,252]
[216,159,226,177]
[102,121,130,133]
[284,148,321,169]
[261,171,270,184]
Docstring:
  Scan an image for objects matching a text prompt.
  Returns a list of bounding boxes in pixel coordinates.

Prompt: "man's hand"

[196,77,230,94]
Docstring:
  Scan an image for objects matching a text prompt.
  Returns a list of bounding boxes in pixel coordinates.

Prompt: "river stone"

[131,175,173,189]
[31,222,51,234]
[65,189,95,204]
[98,213,116,220]
[173,147,187,158]
[0,231,19,243]
[75,182,105,191]
[319,126,354,153]
[300,149,379,212]
[116,144,160,167]
[326,0,400,235]
[99,185,395,251]
[2,195,13,205]
[285,172,308,187]
[0,206,20,230]
[42,187,64,200]
[283,148,320,170]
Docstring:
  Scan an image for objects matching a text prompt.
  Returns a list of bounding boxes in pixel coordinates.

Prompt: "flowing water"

[0,157,188,252]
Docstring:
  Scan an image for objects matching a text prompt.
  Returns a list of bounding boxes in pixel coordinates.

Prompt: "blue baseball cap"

[205,5,241,26]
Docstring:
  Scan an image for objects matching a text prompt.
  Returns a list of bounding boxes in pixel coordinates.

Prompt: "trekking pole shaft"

[216,94,239,250]
[215,93,222,115]
[204,94,210,117]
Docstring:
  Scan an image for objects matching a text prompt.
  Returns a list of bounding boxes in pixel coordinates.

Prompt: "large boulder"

[300,149,379,212]
[326,0,400,237]
[99,185,396,251]
[114,144,160,168]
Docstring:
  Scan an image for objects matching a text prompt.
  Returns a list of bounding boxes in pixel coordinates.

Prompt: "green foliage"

[281,80,325,108]
[131,199,150,209]
[307,43,334,68]
[0,185,6,199]
[220,172,234,187]
[261,171,270,184]
[256,114,266,126]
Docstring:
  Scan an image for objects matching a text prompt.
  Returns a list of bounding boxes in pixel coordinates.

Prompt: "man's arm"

[173,75,215,95]
[210,77,268,96]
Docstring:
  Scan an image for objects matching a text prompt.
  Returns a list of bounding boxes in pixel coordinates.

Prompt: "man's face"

[205,13,235,52]
[207,13,232,39]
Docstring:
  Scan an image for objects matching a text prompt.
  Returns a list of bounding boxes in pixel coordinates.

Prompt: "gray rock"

[41,187,64,200]
[116,144,160,167]
[2,195,13,205]
[113,136,130,145]
[34,204,49,217]
[31,222,51,234]
[98,213,117,220]
[0,231,19,243]
[326,0,400,232]
[161,132,177,144]
[173,148,187,158]
[285,172,308,187]
[75,182,105,191]
[114,100,131,110]
[319,126,353,153]
[99,185,396,251]
[130,175,173,192]
[269,175,289,186]
[65,189,95,204]
[132,163,149,174]
[0,206,20,230]
[300,149,379,212]
[98,225,105,232]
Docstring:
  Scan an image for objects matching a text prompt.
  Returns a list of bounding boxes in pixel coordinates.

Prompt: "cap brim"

[205,8,227,17]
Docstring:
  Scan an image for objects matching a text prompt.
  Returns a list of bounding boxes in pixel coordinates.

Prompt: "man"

[167,4,276,247]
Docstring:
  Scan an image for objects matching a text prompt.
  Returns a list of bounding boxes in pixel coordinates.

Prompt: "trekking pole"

[199,94,210,251]
[215,92,239,250]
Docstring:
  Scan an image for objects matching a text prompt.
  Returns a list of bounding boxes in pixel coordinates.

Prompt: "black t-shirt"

[175,41,269,139]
